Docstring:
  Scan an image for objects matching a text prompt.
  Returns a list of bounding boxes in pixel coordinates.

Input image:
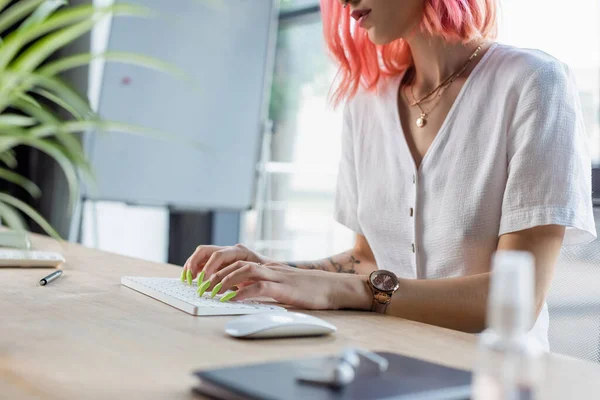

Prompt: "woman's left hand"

[207,261,371,310]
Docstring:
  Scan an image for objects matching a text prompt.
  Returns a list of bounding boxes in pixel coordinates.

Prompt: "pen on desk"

[39,270,63,286]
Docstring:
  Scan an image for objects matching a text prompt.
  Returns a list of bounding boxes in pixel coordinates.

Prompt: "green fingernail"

[197,280,210,296]
[180,269,186,282]
[186,269,193,285]
[220,291,237,302]
[197,271,205,287]
[210,282,223,298]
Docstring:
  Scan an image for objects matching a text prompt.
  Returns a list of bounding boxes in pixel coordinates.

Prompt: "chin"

[367,31,394,46]
[366,28,399,45]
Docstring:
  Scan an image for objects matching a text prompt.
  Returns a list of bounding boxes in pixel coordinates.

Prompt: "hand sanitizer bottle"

[472,250,544,400]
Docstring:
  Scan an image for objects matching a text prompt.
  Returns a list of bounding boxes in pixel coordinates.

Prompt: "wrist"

[234,244,273,265]
[334,274,372,310]
[255,253,274,265]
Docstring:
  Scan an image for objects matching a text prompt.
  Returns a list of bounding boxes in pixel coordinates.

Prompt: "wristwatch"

[367,270,400,314]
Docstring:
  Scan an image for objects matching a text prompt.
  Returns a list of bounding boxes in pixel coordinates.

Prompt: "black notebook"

[192,352,471,400]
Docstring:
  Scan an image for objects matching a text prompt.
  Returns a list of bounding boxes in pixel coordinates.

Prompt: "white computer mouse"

[225,311,337,339]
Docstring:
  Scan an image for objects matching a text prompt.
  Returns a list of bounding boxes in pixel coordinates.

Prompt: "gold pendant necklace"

[406,85,442,128]
[405,43,484,128]
[413,98,434,128]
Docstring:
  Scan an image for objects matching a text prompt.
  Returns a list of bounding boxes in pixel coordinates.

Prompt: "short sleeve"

[334,103,363,234]
[499,62,597,245]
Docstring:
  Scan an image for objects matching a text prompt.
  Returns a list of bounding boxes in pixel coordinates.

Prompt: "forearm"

[338,227,562,333]
[285,249,377,275]
[343,273,490,333]
[389,273,490,333]
[389,226,563,333]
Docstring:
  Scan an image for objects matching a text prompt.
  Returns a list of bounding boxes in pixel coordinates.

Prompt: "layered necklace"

[403,43,483,128]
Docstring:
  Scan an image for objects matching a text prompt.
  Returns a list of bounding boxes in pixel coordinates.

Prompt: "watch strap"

[370,289,391,314]
[371,299,389,314]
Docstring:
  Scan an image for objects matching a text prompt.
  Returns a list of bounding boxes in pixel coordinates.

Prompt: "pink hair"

[320,0,498,105]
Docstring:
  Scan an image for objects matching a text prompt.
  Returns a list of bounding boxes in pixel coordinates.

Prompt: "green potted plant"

[0,0,186,247]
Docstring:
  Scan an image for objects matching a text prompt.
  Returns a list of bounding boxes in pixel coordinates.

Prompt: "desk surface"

[2,235,600,400]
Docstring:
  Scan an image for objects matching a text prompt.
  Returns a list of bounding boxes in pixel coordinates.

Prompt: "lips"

[350,9,371,22]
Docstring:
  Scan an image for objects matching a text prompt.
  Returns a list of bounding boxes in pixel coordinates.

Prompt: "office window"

[498,0,600,164]
[244,12,354,262]
[280,0,319,12]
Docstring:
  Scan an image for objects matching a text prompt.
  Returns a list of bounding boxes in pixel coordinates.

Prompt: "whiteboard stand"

[250,119,274,253]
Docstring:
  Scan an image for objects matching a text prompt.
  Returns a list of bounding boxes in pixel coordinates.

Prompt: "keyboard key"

[121,277,286,316]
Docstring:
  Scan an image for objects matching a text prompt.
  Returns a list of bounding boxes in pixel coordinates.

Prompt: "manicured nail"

[197,280,210,296]
[186,269,193,285]
[180,269,186,282]
[197,271,205,287]
[210,282,223,298]
[220,292,237,302]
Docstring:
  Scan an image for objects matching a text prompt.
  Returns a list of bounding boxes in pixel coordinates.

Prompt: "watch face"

[371,270,399,291]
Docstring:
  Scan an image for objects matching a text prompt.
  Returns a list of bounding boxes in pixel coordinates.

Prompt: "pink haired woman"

[184,0,595,350]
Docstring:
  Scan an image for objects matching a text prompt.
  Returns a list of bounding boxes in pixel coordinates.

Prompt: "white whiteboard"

[85,0,277,210]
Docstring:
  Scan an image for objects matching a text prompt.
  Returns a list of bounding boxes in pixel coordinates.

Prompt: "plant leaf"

[0,104,205,152]
[11,97,94,184]
[0,5,156,112]
[0,126,26,151]
[0,4,153,71]
[30,120,209,151]
[0,118,206,166]
[0,149,17,168]
[0,200,27,232]
[0,114,37,127]
[0,167,41,198]
[39,51,192,86]
[12,137,79,214]
[5,72,95,119]
[0,5,95,73]
[12,18,99,73]
[31,87,82,119]
[0,192,61,239]
[18,0,67,33]
[11,96,56,124]
[27,3,155,41]
[0,4,155,72]
[0,0,14,14]
[57,132,94,182]
[32,75,94,118]
[15,92,43,110]
[66,121,209,151]
[0,0,45,36]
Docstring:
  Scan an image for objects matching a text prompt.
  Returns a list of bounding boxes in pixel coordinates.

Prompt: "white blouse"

[334,43,597,350]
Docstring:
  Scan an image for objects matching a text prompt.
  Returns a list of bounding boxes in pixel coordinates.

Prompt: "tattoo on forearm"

[329,254,361,274]
[286,261,321,270]
[286,252,361,274]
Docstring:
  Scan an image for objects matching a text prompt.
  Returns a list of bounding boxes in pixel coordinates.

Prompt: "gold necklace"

[406,43,483,128]
[409,43,483,107]
[407,85,445,128]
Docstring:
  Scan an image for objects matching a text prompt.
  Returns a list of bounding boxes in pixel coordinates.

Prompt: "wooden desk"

[2,234,600,399]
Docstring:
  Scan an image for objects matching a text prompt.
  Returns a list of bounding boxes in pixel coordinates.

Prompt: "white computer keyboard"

[121,276,287,316]
[0,249,65,268]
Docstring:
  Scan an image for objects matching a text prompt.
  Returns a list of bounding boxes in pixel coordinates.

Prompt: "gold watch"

[367,270,399,314]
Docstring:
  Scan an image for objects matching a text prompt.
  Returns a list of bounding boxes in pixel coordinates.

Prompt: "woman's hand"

[183,244,272,278]
[207,261,372,311]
